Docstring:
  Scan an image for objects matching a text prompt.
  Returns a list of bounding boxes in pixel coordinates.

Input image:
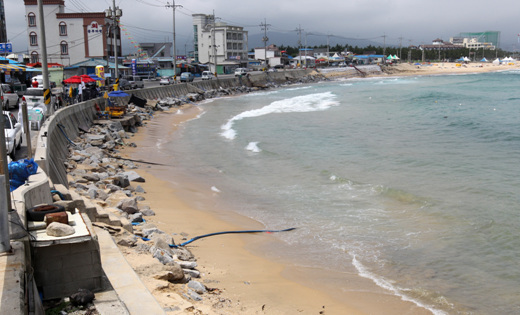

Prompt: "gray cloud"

[5,0,520,54]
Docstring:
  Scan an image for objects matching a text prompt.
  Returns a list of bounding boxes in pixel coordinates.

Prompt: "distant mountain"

[247,31,387,51]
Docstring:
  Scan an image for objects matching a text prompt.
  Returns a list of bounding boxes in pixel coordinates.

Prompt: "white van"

[32,75,56,88]
[201,71,213,80]
[234,68,247,77]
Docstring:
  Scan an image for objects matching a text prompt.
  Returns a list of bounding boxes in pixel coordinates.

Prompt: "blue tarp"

[8,159,38,191]
[108,90,129,97]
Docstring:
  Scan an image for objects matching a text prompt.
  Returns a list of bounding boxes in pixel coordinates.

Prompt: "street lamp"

[105,1,122,80]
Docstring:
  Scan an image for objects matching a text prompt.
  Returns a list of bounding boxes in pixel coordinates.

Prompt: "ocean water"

[158,71,520,314]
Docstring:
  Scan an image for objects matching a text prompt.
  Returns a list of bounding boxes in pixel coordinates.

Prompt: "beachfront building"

[192,13,248,74]
[255,44,284,66]
[23,0,121,67]
[450,31,499,50]
[419,39,463,51]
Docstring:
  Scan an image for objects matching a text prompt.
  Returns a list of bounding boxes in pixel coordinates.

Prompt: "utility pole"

[260,18,270,69]
[212,10,218,76]
[166,1,182,81]
[327,34,330,66]
[105,1,122,81]
[398,36,403,60]
[304,32,308,68]
[296,25,303,68]
[37,0,51,115]
[382,33,387,57]
[0,101,10,212]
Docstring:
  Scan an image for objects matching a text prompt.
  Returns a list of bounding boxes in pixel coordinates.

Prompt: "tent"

[492,58,501,65]
[480,58,488,62]
[63,76,82,84]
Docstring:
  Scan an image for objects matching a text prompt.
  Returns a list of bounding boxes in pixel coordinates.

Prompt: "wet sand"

[118,63,518,314]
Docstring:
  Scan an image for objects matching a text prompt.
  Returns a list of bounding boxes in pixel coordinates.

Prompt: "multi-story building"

[450,31,499,50]
[192,13,248,74]
[0,0,7,43]
[419,38,463,51]
[23,0,121,66]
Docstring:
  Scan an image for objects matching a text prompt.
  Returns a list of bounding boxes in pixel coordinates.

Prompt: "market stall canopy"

[79,74,96,83]
[88,74,103,81]
[63,76,82,84]
[0,63,26,72]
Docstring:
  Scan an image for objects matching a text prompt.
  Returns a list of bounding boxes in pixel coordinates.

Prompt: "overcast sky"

[5,0,520,54]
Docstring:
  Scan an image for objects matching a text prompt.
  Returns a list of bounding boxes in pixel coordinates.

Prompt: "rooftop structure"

[419,39,463,51]
[192,13,248,73]
[23,0,121,67]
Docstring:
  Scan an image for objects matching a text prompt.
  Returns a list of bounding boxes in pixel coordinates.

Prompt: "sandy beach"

[115,62,519,314]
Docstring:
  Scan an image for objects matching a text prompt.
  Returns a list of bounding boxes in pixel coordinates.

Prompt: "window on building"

[238,43,243,50]
[233,43,237,50]
[31,51,39,63]
[227,42,231,49]
[232,33,237,40]
[60,41,68,55]
[238,33,243,40]
[28,13,36,27]
[29,32,37,46]
[59,22,67,36]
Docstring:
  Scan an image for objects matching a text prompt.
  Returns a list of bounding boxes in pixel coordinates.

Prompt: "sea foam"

[221,92,339,140]
[245,142,261,153]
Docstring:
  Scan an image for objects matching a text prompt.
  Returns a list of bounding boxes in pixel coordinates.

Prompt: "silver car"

[1,84,20,110]
[3,111,22,159]
[159,76,174,85]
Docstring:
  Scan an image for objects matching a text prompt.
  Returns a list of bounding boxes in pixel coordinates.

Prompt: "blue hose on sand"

[141,227,296,248]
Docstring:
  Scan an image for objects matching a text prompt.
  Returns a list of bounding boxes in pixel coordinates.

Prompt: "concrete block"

[119,217,133,233]
[82,197,98,221]
[0,242,27,315]
[42,277,102,300]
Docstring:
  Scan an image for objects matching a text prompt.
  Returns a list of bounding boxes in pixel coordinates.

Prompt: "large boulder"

[116,197,139,214]
[46,222,75,237]
[121,171,145,183]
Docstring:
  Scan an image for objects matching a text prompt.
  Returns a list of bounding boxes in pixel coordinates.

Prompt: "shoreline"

[116,63,517,314]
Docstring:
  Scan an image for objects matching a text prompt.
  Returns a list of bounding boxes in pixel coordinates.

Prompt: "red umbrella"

[63,75,81,84]
[79,74,96,83]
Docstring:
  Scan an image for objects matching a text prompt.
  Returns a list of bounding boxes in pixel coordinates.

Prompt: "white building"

[192,13,248,74]
[24,0,120,66]
[254,44,280,64]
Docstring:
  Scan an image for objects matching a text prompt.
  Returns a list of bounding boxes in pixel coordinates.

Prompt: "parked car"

[22,88,54,105]
[234,68,247,77]
[201,71,214,80]
[118,78,132,90]
[180,72,194,82]
[10,79,27,98]
[159,76,173,85]
[3,111,22,159]
[127,76,144,89]
[1,84,20,110]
